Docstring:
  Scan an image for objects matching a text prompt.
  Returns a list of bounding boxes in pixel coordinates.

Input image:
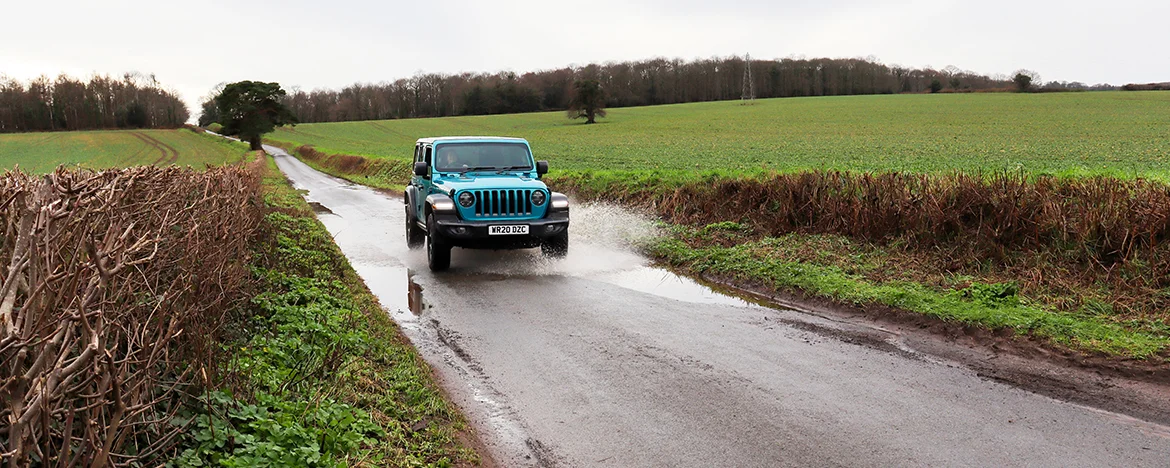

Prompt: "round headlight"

[458,192,475,207]
[531,190,546,206]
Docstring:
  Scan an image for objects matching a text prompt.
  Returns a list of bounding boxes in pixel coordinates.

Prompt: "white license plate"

[488,225,529,236]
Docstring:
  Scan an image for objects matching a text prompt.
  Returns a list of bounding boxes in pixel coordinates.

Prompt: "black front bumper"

[431,211,569,249]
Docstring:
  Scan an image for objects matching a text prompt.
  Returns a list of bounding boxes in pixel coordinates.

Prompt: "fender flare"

[405,186,419,219]
[424,193,457,217]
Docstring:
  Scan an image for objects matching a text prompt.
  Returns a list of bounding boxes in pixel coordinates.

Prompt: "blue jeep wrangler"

[405,137,570,271]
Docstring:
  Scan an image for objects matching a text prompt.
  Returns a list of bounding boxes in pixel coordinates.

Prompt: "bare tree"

[0,73,188,133]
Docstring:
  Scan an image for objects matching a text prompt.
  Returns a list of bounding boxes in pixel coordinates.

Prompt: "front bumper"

[432,211,569,249]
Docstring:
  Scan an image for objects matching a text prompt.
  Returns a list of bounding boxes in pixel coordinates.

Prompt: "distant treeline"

[1038,81,1117,92]
[0,73,189,133]
[273,56,1073,124]
[1122,82,1170,91]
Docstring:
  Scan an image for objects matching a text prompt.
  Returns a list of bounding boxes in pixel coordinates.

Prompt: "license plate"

[488,225,529,235]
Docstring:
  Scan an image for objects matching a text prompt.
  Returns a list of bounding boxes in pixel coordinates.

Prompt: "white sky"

[2,0,1167,121]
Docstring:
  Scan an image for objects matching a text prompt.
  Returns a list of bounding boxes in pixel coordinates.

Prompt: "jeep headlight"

[458,192,475,208]
[531,190,546,206]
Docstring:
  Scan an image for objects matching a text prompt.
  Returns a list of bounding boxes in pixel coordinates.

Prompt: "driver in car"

[439,148,461,169]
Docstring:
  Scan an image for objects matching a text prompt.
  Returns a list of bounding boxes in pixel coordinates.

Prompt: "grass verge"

[174,155,476,466]
[552,169,1170,323]
[265,141,411,189]
[649,222,1170,359]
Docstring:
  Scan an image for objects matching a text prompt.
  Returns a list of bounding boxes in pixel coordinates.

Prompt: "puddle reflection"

[407,270,425,315]
[588,267,762,309]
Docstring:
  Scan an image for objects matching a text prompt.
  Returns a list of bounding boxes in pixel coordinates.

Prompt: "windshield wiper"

[495,165,531,174]
[460,166,495,174]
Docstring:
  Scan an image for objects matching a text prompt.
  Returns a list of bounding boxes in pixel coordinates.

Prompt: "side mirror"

[413,161,429,177]
[536,160,549,177]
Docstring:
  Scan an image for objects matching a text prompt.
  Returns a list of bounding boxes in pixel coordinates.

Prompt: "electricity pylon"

[741,53,755,104]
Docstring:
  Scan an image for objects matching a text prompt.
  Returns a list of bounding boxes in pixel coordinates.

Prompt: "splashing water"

[435,201,663,277]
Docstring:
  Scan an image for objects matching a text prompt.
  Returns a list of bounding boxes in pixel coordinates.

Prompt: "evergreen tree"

[213,81,297,150]
[567,80,606,124]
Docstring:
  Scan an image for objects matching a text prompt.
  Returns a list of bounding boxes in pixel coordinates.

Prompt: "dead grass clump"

[659,172,1170,274]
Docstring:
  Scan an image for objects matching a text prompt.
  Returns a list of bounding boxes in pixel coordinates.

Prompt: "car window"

[434,143,532,172]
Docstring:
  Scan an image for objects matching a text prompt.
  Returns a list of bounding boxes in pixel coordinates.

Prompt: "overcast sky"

[2,0,1168,119]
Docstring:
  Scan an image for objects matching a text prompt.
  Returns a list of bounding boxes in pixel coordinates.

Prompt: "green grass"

[177,156,476,466]
[255,156,476,465]
[267,92,1170,180]
[649,223,1170,359]
[0,128,250,173]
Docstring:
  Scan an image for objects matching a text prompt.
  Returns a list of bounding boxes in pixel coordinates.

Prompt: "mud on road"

[269,145,1170,467]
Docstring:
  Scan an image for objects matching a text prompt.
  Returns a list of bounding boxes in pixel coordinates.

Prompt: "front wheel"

[426,213,451,271]
[405,207,425,249]
[541,231,569,258]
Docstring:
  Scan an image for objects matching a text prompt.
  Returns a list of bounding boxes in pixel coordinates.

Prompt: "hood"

[432,173,548,194]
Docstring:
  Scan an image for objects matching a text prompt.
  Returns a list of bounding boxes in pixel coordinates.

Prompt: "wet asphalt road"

[269,146,1170,467]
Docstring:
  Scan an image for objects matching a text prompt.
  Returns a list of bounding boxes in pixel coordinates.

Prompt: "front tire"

[406,207,425,249]
[541,231,569,258]
[426,213,451,271]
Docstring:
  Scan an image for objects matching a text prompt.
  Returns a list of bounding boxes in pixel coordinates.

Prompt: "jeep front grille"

[472,189,533,217]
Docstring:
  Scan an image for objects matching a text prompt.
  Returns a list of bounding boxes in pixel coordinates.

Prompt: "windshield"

[434,142,533,172]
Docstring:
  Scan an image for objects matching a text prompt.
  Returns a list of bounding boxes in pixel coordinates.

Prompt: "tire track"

[137,131,180,165]
[125,131,165,166]
[367,120,406,137]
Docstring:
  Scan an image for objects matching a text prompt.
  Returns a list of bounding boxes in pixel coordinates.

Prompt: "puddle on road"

[431,203,739,306]
[315,196,761,311]
[351,264,423,326]
[307,201,333,214]
[405,202,759,308]
[588,267,761,308]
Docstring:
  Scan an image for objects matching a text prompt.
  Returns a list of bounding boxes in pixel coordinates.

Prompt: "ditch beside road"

[269,145,1170,467]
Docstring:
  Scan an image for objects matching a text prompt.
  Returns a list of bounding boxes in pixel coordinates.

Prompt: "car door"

[408,144,422,221]
[415,145,432,219]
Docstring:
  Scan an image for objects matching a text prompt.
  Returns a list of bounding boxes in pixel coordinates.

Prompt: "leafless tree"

[0,73,188,133]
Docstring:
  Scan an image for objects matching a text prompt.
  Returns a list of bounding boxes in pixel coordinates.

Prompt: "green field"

[267,91,1170,179]
[0,128,250,173]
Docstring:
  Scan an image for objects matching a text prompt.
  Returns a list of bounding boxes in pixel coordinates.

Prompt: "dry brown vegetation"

[555,171,1170,319]
[0,164,261,466]
[292,145,412,186]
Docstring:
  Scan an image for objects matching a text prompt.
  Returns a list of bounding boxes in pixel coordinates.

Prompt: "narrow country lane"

[269,145,1170,467]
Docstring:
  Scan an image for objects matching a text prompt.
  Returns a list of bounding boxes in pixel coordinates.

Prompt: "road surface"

[269,145,1170,467]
